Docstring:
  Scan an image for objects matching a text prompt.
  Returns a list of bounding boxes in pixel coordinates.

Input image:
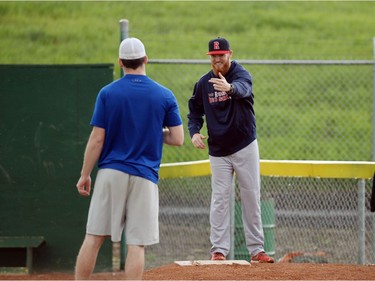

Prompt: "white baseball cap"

[119,37,146,60]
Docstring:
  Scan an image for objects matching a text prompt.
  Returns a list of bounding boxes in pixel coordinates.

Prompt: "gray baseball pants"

[209,139,264,257]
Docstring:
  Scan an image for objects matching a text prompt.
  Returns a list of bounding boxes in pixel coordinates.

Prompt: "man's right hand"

[191,133,206,149]
[76,175,91,196]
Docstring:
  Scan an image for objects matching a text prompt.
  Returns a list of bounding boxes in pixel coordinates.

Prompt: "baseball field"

[0,262,375,280]
[1,1,375,279]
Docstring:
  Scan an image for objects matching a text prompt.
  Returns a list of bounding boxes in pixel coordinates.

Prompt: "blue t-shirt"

[90,74,182,184]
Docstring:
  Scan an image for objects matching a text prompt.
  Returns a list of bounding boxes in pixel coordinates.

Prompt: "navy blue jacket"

[188,61,257,157]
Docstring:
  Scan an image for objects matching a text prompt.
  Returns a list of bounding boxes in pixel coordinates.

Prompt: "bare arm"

[76,126,105,196]
[163,125,184,146]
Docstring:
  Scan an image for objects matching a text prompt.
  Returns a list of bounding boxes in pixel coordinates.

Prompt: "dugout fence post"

[372,37,375,264]
[229,177,236,260]
[118,18,129,271]
[119,19,129,78]
[372,37,375,162]
[357,179,365,265]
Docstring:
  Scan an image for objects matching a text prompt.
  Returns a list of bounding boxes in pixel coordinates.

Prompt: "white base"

[174,260,251,266]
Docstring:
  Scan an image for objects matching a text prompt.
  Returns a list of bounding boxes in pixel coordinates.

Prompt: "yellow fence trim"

[160,159,211,179]
[261,160,375,179]
[160,160,375,180]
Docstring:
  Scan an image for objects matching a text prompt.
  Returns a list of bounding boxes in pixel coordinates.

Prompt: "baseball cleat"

[211,252,226,261]
[251,251,274,263]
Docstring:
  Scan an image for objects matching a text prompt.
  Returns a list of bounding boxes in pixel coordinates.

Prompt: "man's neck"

[124,69,146,75]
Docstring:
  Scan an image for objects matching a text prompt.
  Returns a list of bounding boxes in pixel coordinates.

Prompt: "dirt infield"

[0,263,375,280]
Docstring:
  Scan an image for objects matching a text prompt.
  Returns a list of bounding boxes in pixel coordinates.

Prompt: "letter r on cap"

[214,41,220,50]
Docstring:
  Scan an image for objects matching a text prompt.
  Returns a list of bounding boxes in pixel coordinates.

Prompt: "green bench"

[0,236,45,274]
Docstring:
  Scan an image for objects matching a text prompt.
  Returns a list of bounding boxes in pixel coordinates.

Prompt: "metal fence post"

[357,179,366,264]
[119,19,129,78]
[119,19,129,269]
[372,36,375,264]
[120,19,129,42]
[372,37,375,161]
[229,176,236,260]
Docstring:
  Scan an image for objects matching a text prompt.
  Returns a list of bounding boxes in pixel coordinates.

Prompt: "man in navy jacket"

[188,37,274,263]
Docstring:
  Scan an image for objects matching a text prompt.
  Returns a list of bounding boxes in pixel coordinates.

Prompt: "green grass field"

[1,1,374,64]
[0,1,374,162]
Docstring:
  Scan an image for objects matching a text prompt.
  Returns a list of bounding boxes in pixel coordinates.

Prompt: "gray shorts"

[86,168,159,245]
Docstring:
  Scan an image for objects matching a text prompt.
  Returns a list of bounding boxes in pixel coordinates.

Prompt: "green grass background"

[1,1,374,162]
[1,1,374,65]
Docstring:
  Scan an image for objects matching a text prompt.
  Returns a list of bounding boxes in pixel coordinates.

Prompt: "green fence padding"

[0,64,114,273]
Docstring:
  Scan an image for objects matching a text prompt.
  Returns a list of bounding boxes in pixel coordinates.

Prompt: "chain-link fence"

[147,60,374,163]
[143,173,374,269]
[138,60,375,269]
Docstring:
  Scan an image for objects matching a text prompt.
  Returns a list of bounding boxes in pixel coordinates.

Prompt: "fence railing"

[160,159,374,179]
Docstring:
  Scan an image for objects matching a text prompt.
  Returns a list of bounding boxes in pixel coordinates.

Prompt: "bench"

[0,236,45,274]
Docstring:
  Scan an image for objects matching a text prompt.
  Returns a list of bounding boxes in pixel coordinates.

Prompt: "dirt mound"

[0,263,374,280]
[142,262,375,280]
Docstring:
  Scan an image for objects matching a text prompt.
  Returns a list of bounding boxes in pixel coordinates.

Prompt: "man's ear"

[118,58,124,67]
[144,56,149,65]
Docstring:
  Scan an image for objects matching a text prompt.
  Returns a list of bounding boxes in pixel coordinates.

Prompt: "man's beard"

[212,61,230,75]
